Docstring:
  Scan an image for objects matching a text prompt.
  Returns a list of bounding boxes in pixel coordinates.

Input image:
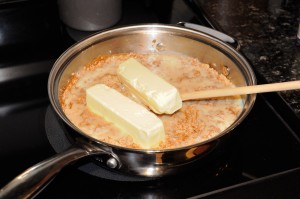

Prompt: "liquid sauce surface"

[61,53,243,149]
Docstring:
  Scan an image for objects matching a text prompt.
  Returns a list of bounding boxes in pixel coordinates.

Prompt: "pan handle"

[177,22,240,50]
[0,145,104,199]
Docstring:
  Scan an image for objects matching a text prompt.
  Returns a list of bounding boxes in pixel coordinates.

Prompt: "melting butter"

[86,84,165,149]
[117,58,182,114]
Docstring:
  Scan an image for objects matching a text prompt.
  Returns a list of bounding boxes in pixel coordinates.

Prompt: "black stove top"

[1,90,300,198]
[0,0,300,198]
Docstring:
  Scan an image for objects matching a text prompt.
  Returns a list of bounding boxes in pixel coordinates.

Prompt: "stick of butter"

[86,84,165,149]
[117,58,182,114]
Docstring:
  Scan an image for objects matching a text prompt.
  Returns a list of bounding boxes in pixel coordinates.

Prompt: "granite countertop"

[195,0,300,117]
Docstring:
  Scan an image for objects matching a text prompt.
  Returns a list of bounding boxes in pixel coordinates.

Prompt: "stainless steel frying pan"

[0,23,256,199]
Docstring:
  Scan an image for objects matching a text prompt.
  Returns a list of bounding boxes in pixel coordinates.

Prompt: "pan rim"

[47,23,257,153]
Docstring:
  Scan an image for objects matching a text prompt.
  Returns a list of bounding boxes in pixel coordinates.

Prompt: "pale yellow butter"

[86,84,165,149]
[117,58,182,114]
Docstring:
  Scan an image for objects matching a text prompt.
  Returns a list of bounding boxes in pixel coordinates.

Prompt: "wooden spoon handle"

[181,80,300,101]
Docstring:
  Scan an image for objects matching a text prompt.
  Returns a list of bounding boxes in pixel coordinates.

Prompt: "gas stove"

[0,0,300,198]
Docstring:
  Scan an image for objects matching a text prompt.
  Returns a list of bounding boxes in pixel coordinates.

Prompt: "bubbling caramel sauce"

[61,53,243,149]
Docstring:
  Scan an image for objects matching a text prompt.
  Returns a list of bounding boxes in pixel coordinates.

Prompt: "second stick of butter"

[118,58,182,114]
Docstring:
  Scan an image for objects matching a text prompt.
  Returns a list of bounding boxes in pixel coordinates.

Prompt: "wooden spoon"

[181,80,300,101]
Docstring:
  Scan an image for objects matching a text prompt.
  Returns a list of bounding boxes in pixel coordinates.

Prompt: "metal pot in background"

[57,0,122,31]
[0,23,256,199]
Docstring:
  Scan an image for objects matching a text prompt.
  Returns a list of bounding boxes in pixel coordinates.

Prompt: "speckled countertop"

[195,0,300,117]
